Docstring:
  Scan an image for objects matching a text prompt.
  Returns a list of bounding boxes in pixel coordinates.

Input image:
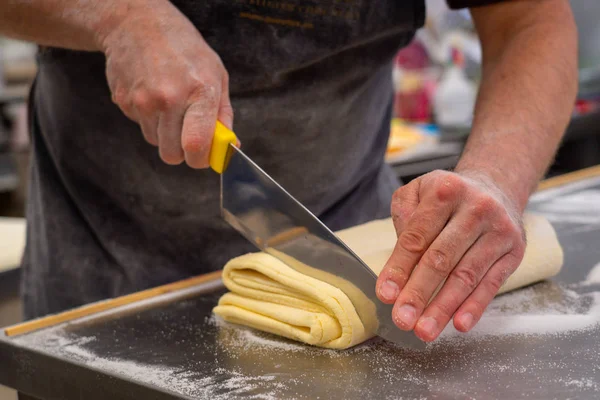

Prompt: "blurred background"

[1,1,600,398]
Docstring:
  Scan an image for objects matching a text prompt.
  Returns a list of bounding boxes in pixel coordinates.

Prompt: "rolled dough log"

[213,213,563,349]
[0,217,26,272]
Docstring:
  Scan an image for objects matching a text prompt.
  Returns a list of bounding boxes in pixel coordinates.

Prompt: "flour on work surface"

[438,283,600,339]
[13,330,288,400]
[209,315,311,353]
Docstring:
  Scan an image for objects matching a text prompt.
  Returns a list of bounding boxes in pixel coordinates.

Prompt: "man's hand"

[0,1,234,167]
[374,0,576,342]
[376,170,526,342]
[100,4,233,168]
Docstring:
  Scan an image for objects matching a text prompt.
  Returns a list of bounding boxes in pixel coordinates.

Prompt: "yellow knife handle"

[209,121,238,174]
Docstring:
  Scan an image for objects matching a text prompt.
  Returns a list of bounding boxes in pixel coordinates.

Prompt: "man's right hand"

[99,4,233,168]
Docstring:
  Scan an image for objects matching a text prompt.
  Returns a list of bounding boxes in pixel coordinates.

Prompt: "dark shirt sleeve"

[446,0,509,9]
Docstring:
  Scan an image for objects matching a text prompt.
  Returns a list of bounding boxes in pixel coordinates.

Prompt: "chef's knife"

[210,122,425,349]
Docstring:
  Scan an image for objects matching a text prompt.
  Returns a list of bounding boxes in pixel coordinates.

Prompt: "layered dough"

[213,213,564,349]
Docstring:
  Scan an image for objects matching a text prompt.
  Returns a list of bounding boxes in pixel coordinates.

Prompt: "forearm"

[455,0,578,212]
[0,0,169,52]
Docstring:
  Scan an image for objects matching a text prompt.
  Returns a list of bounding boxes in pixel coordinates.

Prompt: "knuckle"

[131,89,153,113]
[191,81,220,105]
[495,216,520,238]
[152,84,181,110]
[403,288,429,308]
[182,133,210,154]
[485,266,514,293]
[434,175,464,203]
[471,195,497,218]
[429,301,456,321]
[422,248,452,276]
[398,229,428,253]
[453,266,480,291]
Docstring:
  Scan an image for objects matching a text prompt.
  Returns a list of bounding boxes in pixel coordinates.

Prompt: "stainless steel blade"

[220,144,425,349]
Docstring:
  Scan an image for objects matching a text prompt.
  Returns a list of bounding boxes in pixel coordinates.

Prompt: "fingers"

[157,108,185,165]
[127,78,229,169]
[128,89,160,147]
[218,71,234,130]
[376,180,420,302]
[182,84,220,169]
[378,170,527,342]
[139,115,159,147]
[411,233,509,342]
[376,182,458,305]
[181,71,237,166]
[113,65,231,168]
[390,211,484,332]
[453,250,523,333]
[130,85,185,162]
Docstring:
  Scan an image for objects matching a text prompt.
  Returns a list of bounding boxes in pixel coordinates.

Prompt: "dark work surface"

[2,177,600,399]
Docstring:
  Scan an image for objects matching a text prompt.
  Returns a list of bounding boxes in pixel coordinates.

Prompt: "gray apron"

[21,0,425,319]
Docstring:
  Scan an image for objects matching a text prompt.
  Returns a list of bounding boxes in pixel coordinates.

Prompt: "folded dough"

[213,213,563,349]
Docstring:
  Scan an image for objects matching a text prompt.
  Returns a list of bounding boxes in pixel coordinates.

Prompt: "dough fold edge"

[213,252,373,349]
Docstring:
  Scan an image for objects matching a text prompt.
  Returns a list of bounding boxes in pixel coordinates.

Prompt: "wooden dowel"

[537,164,600,191]
[4,270,223,337]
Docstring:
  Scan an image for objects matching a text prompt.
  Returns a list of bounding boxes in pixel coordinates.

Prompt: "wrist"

[454,163,532,214]
[94,0,174,53]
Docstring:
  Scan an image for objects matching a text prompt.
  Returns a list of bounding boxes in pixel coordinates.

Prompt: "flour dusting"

[13,330,287,400]
[438,284,600,339]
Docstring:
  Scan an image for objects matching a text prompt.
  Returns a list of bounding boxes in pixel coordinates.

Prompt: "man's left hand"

[376,170,526,342]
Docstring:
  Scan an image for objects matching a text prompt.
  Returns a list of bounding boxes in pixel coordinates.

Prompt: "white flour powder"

[14,331,286,400]
[438,284,600,339]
